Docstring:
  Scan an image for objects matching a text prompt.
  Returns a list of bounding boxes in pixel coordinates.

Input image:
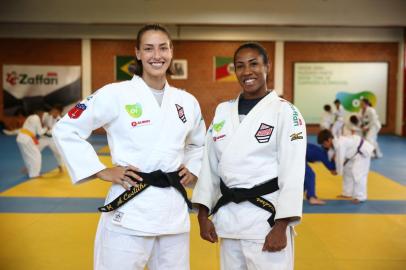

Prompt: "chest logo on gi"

[213,120,225,132]
[255,123,274,143]
[175,104,187,123]
[125,103,142,118]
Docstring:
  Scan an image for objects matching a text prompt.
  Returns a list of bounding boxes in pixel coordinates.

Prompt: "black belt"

[210,178,279,227]
[98,170,192,212]
[344,138,364,166]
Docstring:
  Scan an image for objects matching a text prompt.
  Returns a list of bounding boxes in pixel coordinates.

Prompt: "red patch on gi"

[255,123,274,143]
[68,103,87,119]
[175,104,187,123]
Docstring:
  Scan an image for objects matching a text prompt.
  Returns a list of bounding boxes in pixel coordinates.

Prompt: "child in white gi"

[53,24,205,270]
[320,104,334,130]
[318,129,374,204]
[331,99,345,138]
[39,105,63,172]
[16,109,47,178]
[360,98,382,158]
[343,115,363,136]
[193,42,306,270]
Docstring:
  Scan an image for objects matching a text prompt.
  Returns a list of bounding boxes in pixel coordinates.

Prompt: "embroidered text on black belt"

[98,170,192,212]
[210,178,279,227]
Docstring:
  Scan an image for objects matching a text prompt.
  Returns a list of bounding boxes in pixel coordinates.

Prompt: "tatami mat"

[1,134,405,270]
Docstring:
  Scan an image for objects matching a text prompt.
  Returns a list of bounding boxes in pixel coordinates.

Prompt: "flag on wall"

[214,56,237,82]
[115,56,135,81]
[3,65,81,116]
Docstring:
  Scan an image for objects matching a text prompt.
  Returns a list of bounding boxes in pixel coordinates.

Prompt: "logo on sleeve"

[68,95,94,119]
[290,132,303,141]
[125,103,142,118]
[175,104,187,123]
[255,123,274,143]
[68,103,87,119]
[287,102,303,127]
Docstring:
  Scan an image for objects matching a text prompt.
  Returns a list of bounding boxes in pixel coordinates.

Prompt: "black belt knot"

[98,170,192,212]
[211,178,279,227]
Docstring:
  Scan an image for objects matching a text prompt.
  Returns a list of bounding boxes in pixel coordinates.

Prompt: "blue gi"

[305,143,336,199]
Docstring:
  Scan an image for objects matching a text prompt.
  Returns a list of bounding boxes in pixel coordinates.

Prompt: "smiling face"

[135,30,173,87]
[234,47,270,99]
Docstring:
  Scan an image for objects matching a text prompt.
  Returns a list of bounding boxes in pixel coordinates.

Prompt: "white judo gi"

[331,104,345,138]
[16,114,47,178]
[39,112,63,167]
[192,91,307,270]
[53,75,205,270]
[334,134,374,201]
[342,121,362,137]
[360,106,382,157]
[320,111,334,130]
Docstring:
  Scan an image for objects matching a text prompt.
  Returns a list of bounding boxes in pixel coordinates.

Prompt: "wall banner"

[293,62,388,125]
[3,65,81,116]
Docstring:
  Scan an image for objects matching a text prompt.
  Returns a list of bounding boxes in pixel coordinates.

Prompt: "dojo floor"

[0,134,405,270]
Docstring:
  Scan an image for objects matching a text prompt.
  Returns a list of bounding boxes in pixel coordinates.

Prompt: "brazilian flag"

[115,56,135,81]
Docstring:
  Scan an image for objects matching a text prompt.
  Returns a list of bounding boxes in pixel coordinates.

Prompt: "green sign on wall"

[115,56,135,81]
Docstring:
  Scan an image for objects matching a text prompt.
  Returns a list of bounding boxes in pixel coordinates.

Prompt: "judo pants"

[220,227,294,270]
[94,215,190,270]
[342,159,370,201]
[365,127,382,157]
[38,136,63,166]
[331,120,344,138]
[304,163,316,199]
[16,134,41,178]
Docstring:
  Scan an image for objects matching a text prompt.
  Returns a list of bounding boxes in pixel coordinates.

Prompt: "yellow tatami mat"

[1,213,405,270]
[1,147,405,270]
[295,214,406,270]
[97,146,110,154]
[0,213,220,270]
[0,155,197,199]
[0,156,113,198]
[309,163,406,200]
[2,160,404,200]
